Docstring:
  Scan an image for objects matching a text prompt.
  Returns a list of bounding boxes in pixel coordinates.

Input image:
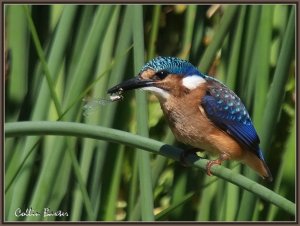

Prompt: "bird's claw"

[206,159,222,176]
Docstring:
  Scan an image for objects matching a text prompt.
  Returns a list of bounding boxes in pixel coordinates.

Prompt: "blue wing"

[201,77,263,159]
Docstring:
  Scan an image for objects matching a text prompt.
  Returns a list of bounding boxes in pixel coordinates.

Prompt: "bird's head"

[107,56,206,101]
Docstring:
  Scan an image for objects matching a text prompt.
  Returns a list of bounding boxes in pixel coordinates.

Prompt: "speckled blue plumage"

[202,76,262,158]
[141,56,203,76]
[142,56,264,160]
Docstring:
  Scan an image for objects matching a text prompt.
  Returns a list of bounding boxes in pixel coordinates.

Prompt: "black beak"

[107,76,154,94]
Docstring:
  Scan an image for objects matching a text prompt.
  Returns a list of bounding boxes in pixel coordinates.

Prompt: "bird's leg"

[206,153,229,176]
[180,147,203,167]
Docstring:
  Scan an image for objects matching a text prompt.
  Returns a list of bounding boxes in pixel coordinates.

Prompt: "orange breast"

[159,87,246,161]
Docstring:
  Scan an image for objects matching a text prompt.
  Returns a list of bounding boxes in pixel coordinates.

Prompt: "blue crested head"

[140,56,203,77]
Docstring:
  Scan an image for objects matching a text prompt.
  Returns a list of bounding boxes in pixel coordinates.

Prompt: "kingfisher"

[108,56,273,181]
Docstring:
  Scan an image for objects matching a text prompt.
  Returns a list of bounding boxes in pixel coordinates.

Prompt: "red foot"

[206,159,222,176]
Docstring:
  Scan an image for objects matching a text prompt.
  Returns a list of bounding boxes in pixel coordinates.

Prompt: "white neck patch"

[182,75,206,90]
[141,87,170,100]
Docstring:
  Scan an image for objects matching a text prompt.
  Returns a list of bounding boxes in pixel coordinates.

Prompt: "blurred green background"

[4,4,295,221]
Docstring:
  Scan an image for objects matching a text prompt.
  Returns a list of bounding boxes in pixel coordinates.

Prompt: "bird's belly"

[161,99,245,159]
[166,108,218,153]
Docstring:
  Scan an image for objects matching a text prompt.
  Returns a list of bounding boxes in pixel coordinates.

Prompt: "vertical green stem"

[132,5,155,221]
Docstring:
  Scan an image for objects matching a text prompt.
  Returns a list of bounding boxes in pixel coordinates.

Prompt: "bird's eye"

[155,70,169,80]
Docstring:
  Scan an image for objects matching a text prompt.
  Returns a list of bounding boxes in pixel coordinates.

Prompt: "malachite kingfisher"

[108,56,273,182]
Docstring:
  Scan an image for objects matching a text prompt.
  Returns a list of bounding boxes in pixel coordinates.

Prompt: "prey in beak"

[107,68,172,102]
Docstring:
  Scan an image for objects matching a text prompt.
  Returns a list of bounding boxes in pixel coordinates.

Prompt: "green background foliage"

[4,4,295,221]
